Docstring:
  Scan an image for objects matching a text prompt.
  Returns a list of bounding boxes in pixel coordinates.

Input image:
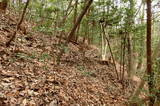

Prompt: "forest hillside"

[0,0,160,106]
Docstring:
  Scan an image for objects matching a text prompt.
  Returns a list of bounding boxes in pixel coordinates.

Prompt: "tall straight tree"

[146,0,155,105]
[73,0,78,41]
[126,0,135,79]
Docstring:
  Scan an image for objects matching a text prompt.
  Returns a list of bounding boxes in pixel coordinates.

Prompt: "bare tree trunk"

[127,33,133,78]
[129,0,156,105]
[129,38,160,106]
[73,0,78,25]
[101,24,119,80]
[56,0,93,65]
[127,0,134,79]
[121,34,127,81]
[6,0,30,47]
[75,24,80,42]
[137,1,145,70]
[59,0,73,26]
[67,0,93,42]
[58,0,73,43]
[73,0,78,41]
[0,0,8,13]
[146,0,155,105]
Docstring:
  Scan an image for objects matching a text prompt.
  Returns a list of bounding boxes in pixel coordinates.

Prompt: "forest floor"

[0,11,137,106]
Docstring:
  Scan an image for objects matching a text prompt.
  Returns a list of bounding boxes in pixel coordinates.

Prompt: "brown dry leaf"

[49,100,58,106]
[1,70,14,77]
[22,99,27,106]
[27,90,39,96]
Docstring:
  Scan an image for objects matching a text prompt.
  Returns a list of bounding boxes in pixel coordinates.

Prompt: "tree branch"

[6,0,30,47]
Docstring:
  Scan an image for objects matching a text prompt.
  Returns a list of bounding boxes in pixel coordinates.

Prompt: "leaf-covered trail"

[0,13,136,106]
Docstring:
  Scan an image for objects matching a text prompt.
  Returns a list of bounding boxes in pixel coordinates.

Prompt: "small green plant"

[33,26,53,35]
[77,66,94,77]
[29,53,36,59]
[15,53,28,60]
[57,43,69,53]
[82,71,94,77]
[43,65,49,70]
[14,52,37,60]
[9,57,16,63]
[77,65,85,71]
[39,53,51,62]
